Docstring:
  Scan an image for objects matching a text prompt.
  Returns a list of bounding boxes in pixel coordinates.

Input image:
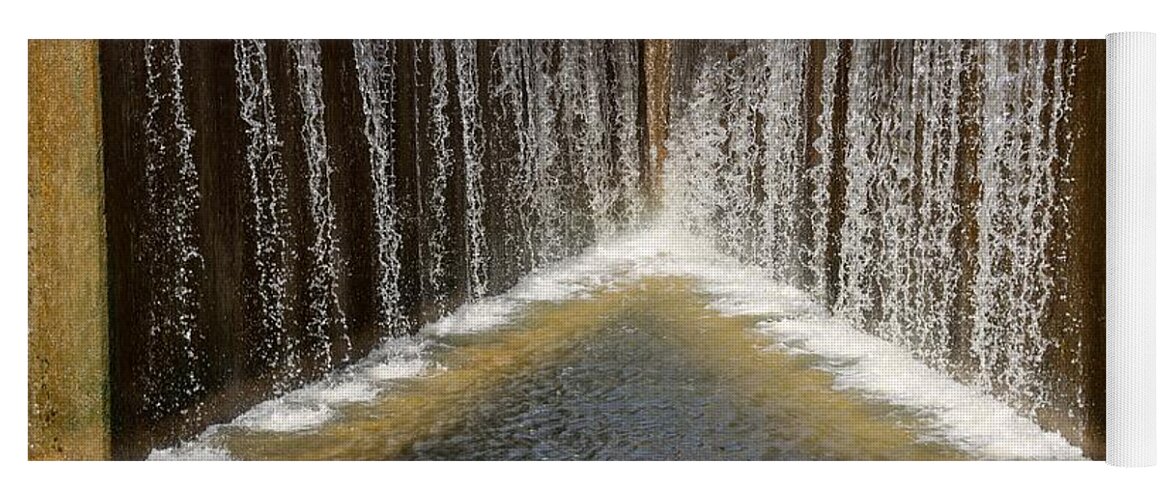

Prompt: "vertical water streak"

[907,40,963,361]
[1048,40,1082,413]
[523,41,565,264]
[718,44,759,261]
[663,38,1084,437]
[665,46,727,238]
[806,40,840,304]
[426,41,454,304]
[577,41,617,237]
[492,40,538,268]
[874,42,918,349]
[610,40,644,227]
[453,40,490,299]
[410,42,431,299]
[972,40,1065,410]
[834,40,915,338]
[352,39,404,337]
[759,40,809,280]
[235,40,295,379]
[290,41,349,364]
[142,39,204,412]
[835,40,881,322]
[555,41,592,246]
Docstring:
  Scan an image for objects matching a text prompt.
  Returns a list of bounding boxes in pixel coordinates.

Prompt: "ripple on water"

[216,279,966,460]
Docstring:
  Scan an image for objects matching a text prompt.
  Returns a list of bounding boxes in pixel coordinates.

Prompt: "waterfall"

[91,38,1105,459]
[906,40,964,362]
[838,41,895,327]
[353,39,404,338]
[290,40,348,363]
[235,40,295,380]
[107,39,656,456]
[609,40,644,227]
[553,42,586,251]
[523,41,565,264]
[759,41,808,278]
[664,50,726,235]
[409,43,430,301]
[722,44,764,264]
[453,40,490,299]
[805,41,839,304]
[142,39,204,412]
[574,41,618,237]
[425,41,454,306]
[667,39,1085,422]
[491,40,532,268]
[972,40,1075,406]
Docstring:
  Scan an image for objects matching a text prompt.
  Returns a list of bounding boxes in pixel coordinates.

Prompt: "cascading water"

[608,40,644,226]
[101,38,1099,460]
[424,40,455,307]
[972,40,1075,406]
[803,41,839,305]
[453,40,491,300]
[572,41,617,237]
[105,40,653,457]
[491,40,538,269]
[142,39,205,413]
[353,39,404,338]
[408,43,430,300]
[294,40,349,363]
[757,41,808,278]
[235,40,295,382]
[666,39,1089,427]
[838,41,916,335]
[721,44,764,263]
[522,41,567,263]
[903,40,964,363]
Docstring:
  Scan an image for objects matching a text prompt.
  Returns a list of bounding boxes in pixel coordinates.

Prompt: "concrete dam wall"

[96,40,654,458]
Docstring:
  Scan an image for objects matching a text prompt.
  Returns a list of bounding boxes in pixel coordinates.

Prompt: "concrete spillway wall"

[28,40,110,460]
[91,40,654,459]
[666,40,1105,458]
[28,39,1102,460]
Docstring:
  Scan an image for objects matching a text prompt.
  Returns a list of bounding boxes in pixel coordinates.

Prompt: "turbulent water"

[130,40,648,423]
[667,40,1084,422]
[152,221,1081,460]
[125,39,1095,459]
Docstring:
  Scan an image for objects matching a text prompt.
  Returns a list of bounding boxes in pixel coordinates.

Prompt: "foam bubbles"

[151,215,1082,460]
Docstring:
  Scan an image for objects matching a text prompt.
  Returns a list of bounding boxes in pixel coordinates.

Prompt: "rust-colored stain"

[28,39,110,460]
[644,40,671,202]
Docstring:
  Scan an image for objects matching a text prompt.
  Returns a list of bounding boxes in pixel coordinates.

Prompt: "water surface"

[219,278,965,460]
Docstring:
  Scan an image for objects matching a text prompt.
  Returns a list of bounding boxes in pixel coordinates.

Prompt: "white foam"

[363,358,431,381]
[151,215,1084,460]
[147,441,234,461]
[617,219,1084,460]
[753,317,1082,459]
[231,400,335,433]
[510,216,1085,459]
[149,335,437,460]
[420,298,521,337]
